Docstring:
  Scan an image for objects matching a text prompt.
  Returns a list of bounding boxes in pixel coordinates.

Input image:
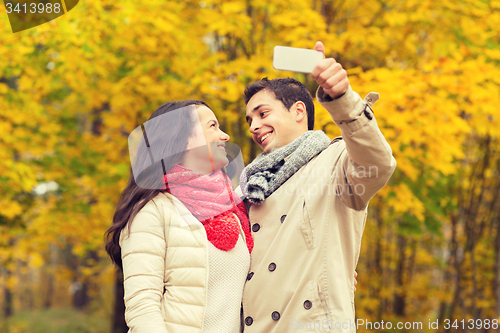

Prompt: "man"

[239,41,396,332]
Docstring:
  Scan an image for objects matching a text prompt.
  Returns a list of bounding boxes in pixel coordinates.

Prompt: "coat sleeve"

[119,200,170,333]
[317,86,397,210]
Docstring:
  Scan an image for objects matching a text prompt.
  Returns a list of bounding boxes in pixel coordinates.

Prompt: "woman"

[105,100,252,333]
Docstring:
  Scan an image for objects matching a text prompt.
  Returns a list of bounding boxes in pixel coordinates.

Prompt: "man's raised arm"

[311,41,397,210]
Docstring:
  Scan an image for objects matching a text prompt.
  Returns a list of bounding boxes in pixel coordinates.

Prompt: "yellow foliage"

[0,0,499,321]
[29,252,44,268]
[391,184,425,221]
[0,199,23,219]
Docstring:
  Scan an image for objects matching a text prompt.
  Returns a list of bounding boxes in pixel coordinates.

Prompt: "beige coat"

[241,86,397,332]
[120,193,209,333]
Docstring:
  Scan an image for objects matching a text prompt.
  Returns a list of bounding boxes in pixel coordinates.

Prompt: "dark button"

[303,300,312,310]
[252,223,260,232]
[271,311,280,321]
[364,109,373,120]
[268,262,276,272]
[364,104,373,120]
[245,317,253,326]
[247,272,254,281]
[280,215,286,223]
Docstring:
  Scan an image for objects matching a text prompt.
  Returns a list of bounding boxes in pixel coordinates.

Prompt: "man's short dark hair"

[244,77,315,130]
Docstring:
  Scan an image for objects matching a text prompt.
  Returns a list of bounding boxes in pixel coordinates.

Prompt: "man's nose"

[250,120,261,134]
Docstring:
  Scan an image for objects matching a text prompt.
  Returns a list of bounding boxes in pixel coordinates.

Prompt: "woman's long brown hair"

[105,100,209,270]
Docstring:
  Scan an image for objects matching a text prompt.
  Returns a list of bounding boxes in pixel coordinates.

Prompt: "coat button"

[280,215,286,223]
[252,223,260,232]
[245,317,253,326]
[271,311,280,321]
[303,300,312,310]
[247,272,254,281]
[364,109,373,120]
[268,262,276,272]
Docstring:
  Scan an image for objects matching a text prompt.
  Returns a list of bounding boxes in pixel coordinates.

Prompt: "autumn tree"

[1,0,499,332]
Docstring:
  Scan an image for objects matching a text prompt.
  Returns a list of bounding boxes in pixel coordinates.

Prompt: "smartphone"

[273,46,323,73]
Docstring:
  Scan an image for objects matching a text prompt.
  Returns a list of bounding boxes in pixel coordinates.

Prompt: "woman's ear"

[186,136,193,151]
[186,124,205,151]
[185,134,193,151]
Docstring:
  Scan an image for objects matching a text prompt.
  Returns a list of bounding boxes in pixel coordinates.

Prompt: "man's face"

[245,90,303,154]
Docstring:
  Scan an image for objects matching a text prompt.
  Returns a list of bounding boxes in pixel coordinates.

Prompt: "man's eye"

[260,111,268,117]
[211,123,216,128]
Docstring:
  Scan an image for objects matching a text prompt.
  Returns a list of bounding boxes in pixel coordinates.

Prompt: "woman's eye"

[260,111,267,117]
[210,123,216,128]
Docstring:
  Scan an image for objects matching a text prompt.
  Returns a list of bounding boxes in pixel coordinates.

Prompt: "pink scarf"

[163,165,253,253]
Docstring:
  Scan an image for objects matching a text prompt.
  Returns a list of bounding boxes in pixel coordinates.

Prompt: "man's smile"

[259,131,273,144]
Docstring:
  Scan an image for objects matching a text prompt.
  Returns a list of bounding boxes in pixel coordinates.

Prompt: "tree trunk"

[495,215,500,319]
[111,269,128,333]
[72,281,89,309]
[374,203,384,318]
[393,234,407,317]
[447,214,463,328]
[3,267,13,318]
[44,266,54,308]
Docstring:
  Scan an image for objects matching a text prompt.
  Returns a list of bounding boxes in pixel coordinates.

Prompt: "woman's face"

[185,105,230,172]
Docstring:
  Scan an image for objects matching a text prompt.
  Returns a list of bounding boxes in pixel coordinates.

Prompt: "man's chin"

[262,146,278,155]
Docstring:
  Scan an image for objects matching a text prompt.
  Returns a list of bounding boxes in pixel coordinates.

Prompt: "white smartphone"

[273,46,323,73]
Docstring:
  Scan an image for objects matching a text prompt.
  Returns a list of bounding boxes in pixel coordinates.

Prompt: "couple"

[105,42,396,333]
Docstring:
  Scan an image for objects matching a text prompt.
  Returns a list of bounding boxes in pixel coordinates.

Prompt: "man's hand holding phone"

[311,41,349,100]
[272,42,349,100]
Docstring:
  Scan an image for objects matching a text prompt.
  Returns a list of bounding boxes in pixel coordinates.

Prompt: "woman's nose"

[220,131,230,141]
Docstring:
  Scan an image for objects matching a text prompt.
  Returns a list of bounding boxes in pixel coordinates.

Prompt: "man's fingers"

[311,58,336,80]
[354,271,358,278]
[314,62,343,86]
[314,41,326,58]
[324,76,350,98]
[311,44,349,99]
[321,69,347,91]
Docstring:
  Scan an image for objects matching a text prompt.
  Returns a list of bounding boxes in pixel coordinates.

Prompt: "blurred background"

[1,0,500,332]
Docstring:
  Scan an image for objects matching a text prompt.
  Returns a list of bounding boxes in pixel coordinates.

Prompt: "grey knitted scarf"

[240,130,331,205]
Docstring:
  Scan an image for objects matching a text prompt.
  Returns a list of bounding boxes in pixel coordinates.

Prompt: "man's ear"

[293,101,307,124]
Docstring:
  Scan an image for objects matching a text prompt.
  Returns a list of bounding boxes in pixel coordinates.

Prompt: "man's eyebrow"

[251,104,269,113]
